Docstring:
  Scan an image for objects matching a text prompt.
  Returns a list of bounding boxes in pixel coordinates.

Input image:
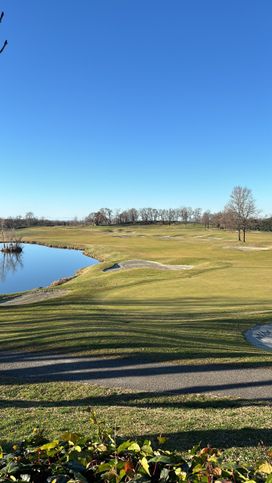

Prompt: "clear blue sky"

[1,0,272,218]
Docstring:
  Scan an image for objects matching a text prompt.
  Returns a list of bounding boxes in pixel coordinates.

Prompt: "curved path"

[0,351,271,400]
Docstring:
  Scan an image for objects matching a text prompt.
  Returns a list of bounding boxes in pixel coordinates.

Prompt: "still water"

[0,243,98,294]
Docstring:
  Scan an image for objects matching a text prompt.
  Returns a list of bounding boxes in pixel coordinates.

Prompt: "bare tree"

[25,212,35,227]
[225,186,258,242]
[193,208,202,224]
[179,206,194,224]
[127,208,138,224]
[202,210,211,229]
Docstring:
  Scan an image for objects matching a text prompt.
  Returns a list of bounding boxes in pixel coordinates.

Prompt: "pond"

[0,243,98,294]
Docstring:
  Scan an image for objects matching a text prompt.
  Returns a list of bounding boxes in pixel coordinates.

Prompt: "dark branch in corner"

[0,39,7,53]
[0,11,7,54]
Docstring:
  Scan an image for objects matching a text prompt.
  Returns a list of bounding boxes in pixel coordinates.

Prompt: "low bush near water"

[0,415,271,483]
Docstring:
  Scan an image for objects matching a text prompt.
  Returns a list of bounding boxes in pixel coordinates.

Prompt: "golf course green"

[0,224,271,461]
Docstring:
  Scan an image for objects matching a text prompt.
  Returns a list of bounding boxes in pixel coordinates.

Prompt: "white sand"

[104,259,193,272]
[245,324,272,351]
[225,245,272,251]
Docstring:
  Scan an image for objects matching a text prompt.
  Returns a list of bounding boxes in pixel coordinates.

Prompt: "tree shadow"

[124,428,272,450]
[0,354,271,400]
[0,296,271,363]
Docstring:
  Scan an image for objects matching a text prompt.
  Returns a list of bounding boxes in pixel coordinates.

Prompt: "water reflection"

[0,252,23,282]
[0,243,98,294]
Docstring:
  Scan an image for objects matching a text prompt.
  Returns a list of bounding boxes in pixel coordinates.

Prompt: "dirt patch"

[0,289,69,306]
[103,259,193,272]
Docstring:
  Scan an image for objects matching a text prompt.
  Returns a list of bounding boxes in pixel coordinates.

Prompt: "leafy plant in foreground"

[0,414,271,483]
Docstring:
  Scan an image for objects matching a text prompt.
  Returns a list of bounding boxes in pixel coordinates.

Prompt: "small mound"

[245,324,272,351]
[103,259,193,272]
[0,289,69,306]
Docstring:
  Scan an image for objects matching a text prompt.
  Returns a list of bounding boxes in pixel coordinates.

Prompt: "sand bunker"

[0,289,69,306]
[245,324,272,351]
[156,235,184,240]
[225,245,272,251]
[236,246,272,251]
[103,259,193,272]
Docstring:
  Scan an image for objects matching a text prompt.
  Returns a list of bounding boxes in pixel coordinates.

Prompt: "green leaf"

[128,442,141,453]
[259,462,272,474]
[175,468,187,480]
[73,445,82,453]
[117,440,132,454]
[96,443,107,452]
[39,440,59,451]
[97,461,115,473]
[192,464,204,474]
[157,436,167,445]
[159,468,170,482]
[60,432,79,443]
[140,457,151,476]
[118,469,127,481]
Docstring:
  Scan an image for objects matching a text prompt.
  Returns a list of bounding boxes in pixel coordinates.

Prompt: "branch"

[0,39,7,53]
[0,11,7,54]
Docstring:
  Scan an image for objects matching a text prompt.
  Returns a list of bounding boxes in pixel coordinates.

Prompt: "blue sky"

[1,0,271,218]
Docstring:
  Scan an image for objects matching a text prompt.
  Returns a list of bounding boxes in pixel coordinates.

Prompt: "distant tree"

[179,207,194,224]
[0,11,8,54]
[104,208,113,225]
[157,209,166,224]
[225,186,258,242]
[94,211,108,226]
[202,210,211,229]
[85,212,96,225]
[139,208,150,224]
[25,212,35,226]
[166,208,176,225]
[127,208,138,224]
[99,208,112,225]
[193,208,202,224]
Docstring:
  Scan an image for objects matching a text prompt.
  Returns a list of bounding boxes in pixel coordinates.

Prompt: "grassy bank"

[0,224,271,459]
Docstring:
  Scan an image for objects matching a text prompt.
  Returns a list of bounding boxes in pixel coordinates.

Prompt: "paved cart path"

[0,352,271,400]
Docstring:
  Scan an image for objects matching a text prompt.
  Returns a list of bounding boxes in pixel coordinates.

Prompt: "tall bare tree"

[225,186,258,242]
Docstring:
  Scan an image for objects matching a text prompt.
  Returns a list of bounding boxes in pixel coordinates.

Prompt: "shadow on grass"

[0,354,271,399]
[124,428,272,450]
[0,296,271,401]
[0,305,270,363]
[0,388,271,410]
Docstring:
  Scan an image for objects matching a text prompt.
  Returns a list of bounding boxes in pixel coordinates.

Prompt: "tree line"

[2,187,272,242]
[84,186,264,243]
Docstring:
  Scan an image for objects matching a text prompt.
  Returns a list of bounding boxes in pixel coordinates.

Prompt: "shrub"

[0,414,271,482]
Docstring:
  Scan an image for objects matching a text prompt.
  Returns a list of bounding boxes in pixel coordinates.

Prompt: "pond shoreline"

[22,239,104,262]
[0,242,99,297]
[0,288,70,306]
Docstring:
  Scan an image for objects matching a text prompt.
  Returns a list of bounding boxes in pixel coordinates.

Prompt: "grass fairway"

[0,224,271,460]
